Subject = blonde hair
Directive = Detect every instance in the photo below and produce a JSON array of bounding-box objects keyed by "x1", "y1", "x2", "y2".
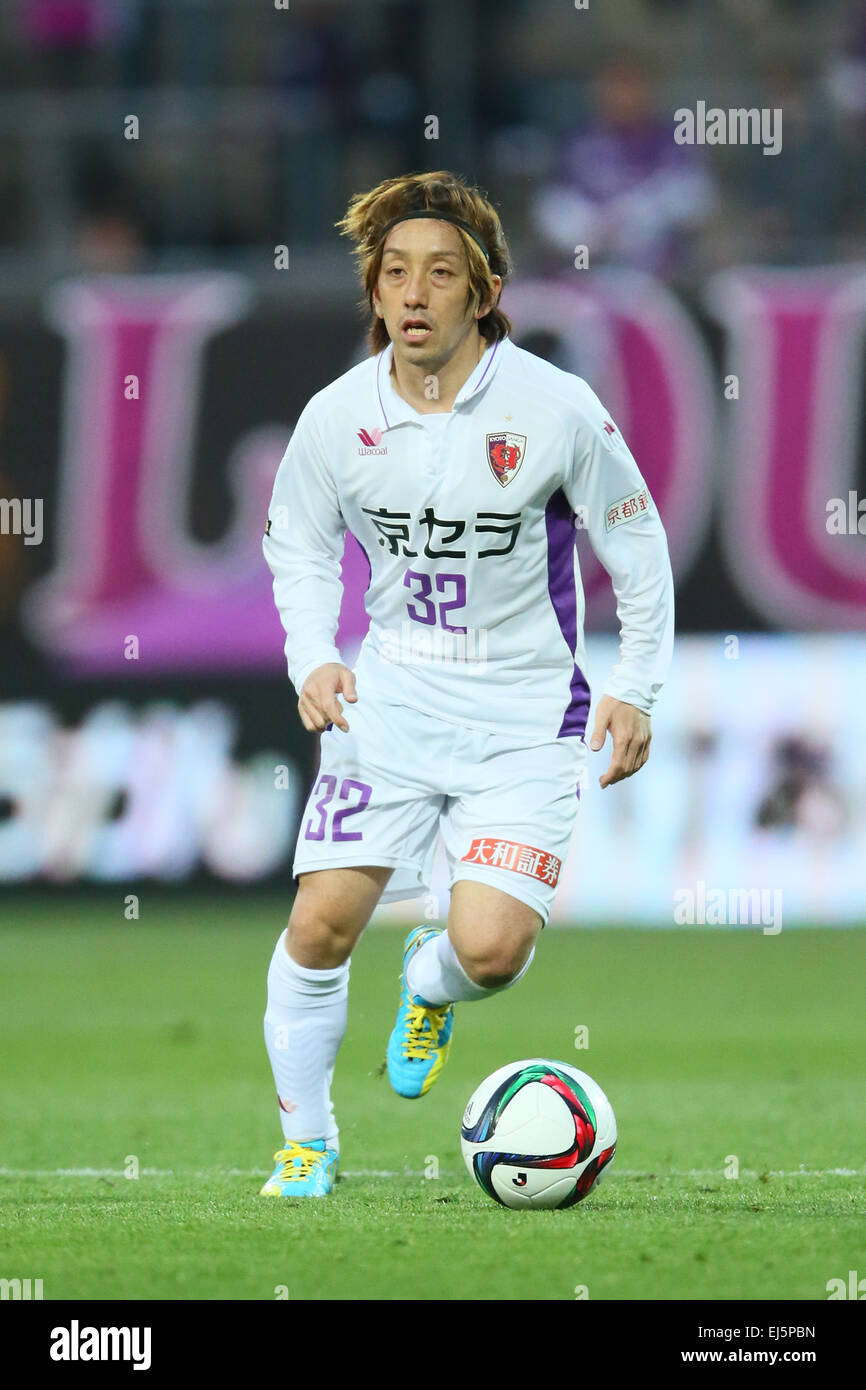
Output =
[{"x1": 335, "y1": 170, "x2": 513, "y2": 354}]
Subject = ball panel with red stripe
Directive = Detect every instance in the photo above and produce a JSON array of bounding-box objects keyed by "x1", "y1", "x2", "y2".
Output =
[{"x1": 460, "y1": 1059, "x2": 617, "y2": 1209}]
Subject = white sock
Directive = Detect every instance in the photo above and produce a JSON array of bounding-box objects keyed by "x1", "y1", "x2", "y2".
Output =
[
  {"x1": 263, "y1": 928, "x2": 349, "y2": 1151},
  {"x1": 406, "y1": 927, "x2": 535, "y2": 1006}
]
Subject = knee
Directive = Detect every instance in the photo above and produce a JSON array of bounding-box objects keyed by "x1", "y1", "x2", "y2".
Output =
[
  {"x1": 286, "y1": 898, "x2": 353, "y2": 969},
  {"x1": 457, "y1": 939, "x2": 535, "y2": 991}
]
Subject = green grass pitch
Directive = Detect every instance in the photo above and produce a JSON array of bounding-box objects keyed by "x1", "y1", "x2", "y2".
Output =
[{"x1": 1, "y1": 896, "x2": 864, "y2": 1301}]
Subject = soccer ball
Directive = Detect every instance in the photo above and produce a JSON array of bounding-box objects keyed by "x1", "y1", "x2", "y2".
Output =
[{"x1": 460, "y1": 1058, "x2": 617, "y2": 1209}]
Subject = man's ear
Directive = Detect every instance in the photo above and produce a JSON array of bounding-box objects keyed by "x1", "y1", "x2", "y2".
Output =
[
  {"x1": 474, "y1": 274, "x2": 503, "y2": 321},
  {"x1": 371, "y1": 286, "x2": 384, "y2": 320}
]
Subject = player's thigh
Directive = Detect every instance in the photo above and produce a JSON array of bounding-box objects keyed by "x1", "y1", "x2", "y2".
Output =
[
  {"x1": 287, "y1": 864, "x2": 393, "y2": 967},
  {"x1": 293, "y1": 692, "x2": 445, "y2": 908},
  {"x1": 447, "y1": 878, "x2": 543, "y2": 981},
  {"x1": 442, "y1": 734, "x2": 585, "y2": 941}
]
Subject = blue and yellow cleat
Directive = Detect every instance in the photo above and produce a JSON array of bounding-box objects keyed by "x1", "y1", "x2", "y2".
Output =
[
  {"x1": 386, "y1": 926, "x2": 454, "y2": 1098},
  {"x1": 259, "y1": 1138, "x2": 339, "y2": 1198}
]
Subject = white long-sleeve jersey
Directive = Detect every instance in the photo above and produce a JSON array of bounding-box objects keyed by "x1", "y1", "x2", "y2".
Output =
[{"x1": 263, "y1": 334, "x2": 674, "y2": 743}]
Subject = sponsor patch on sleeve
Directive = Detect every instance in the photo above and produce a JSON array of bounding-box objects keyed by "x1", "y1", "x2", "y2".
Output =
[
  {"x1": 599, "y1": 417, "x2": 624, "y2": 452},
  {"x1": 604, "y1": 486, "x2": 651, "y2": 532}
]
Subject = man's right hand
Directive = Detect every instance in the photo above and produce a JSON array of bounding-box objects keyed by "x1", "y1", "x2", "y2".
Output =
[{"x1": 298, "y1": 663, "x2": 357, "y2": 733}]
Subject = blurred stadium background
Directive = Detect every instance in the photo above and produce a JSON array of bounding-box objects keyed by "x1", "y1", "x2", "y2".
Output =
[{"x1": 1, "y1": 0, "x2": 866, "y2": 926}]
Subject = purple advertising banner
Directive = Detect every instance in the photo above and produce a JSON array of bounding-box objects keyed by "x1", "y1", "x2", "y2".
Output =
[{"x1": 3, "y1": 264, "x2": 865, "y2": 690}]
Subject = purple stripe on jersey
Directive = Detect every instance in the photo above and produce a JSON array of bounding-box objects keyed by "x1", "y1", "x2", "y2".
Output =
[
  {"x1": 475, "y1": 336, "x2": 500, "y2": 390},
  {"x1": 336, "y1": 532, "x2": 372, "y2": 651},
  {"x1": 376, "y1": 351, "x2": 390, "y2": 429},
  {"x1": 357, "y1": 533, "x2": 372, "y2": 590},
  {"x1": 545, "y1": 487, "x2": 591, "y2": 738}
]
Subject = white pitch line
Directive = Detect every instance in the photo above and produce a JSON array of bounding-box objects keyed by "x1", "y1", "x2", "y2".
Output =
[
  {"x1": 1, "y1": 1165, "x2": 864, "y2": 1181},
  {"x1": 618, "y1": 1167, "x2": 866, "y2": 1179},
  {"x1": 0, "y1": 1166, "x2": 176, "y2": 1178},
  {"x1": 0, "y1": 1166, "x2": 407, "y2": 1179}
]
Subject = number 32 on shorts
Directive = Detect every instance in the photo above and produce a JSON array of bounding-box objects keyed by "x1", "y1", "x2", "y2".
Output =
[{"x1": 303, "y1": 775, "x2": 372, "y2": 842}]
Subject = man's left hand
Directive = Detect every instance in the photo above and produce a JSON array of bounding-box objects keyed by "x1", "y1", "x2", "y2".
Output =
[{"x1": 589, "y1": 695, "x2": 652, "y2": 789}]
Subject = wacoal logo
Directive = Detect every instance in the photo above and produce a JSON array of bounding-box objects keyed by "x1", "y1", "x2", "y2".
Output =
[{"x1": 358, "y1": 426, "x2": 387, "y2": 455}]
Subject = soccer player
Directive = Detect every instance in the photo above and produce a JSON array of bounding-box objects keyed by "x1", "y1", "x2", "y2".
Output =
[{"x1": 259, "y1": 171, "x2": 674, "y2": 1197}]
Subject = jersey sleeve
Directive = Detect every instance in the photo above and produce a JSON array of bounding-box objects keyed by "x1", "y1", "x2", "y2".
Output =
[
  {"x1": 563, "y1": 383, "x2": 675, "y2": 714},
  {"x1": 262, "y1": 402, "x2": 348, "y2": 695}
]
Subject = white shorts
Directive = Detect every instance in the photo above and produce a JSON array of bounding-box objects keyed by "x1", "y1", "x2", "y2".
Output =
[{"x1": 292, "y1": 691, "x2": 586, "y2": 926}]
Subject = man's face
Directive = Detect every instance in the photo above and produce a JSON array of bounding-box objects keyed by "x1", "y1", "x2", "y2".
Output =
[
  {"x1": 596, "y1": 61, "x2": 651, "y2": 129},
  {"x1": 372, "y1": 217, "x2": 496, "y2": 367}
]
